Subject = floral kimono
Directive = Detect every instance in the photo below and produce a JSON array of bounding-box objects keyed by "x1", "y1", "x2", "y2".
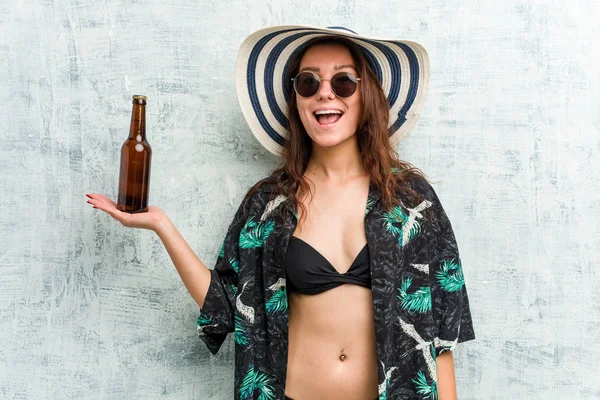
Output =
[{"x1": 196, "y1": 175, "x2": 475, "y2": 400}]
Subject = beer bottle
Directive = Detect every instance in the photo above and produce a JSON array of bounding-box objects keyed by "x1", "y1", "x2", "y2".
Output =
[{"x1": 117, "y1": 95, "x2": 152, "y2": 213}]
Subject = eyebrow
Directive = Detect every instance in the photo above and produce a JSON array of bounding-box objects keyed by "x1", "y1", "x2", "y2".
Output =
[{"x1": 300, "y1": 64, "x2": 357, "y2": 72}]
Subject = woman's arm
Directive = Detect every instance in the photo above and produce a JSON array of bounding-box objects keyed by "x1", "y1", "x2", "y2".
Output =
[
  {"x1": 87, "y1": 191, "x2": 249, "y2": 355},
  {"x1": 85, "y1": 194, "x2": 212, "y2": 308},
  {"x1": 436, "y1": 351, "x2": 457, "y2": 400},
  {"x1": 155, "y1": 215, "x2": 212, "y2": 308}
]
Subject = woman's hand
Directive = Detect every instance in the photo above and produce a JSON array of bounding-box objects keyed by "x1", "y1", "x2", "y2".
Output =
[{"x1": 85, "y1": 193, "x2": 166, "y2": 232}]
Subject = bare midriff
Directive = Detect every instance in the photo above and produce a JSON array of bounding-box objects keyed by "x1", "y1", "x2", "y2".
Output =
[{"x1": 284, "y1": 283, "x2": 379, "y2": 400}]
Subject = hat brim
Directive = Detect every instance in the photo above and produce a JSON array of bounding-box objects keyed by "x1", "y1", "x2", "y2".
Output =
[{"x1": 235, "y1": 25, "x2": 430, "y2": 156}]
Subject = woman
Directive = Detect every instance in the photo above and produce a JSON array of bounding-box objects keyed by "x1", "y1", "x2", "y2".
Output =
[{"x1": 87, "y1": 26, "x2": 475, "y2": 400}]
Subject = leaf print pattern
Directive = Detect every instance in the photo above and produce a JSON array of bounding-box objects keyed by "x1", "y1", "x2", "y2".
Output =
[
  {"x1": 265, "y1": 289, "x2": 287, "y2": 315},
  {"x1": 384, "y1": 206, "x2": 409, "y2": 227},
  {"x1": 397, "y1": 317, "x2": 438, "y2": 382},
  {"x1": 435, "y1": 259, "x2": 465, "y2": 292},
  {"x1": 433, "y1": 337, "x2": 459, "y2": 356},
  {"x1": 266, "y1": 278, "x2": 287, "y2": 315},
  {"x1": 196, "y1": 315, "x2": 219, "y2": 337},
  {"x1": 236, "y1": 281, "x2": 255, "y2": 323},
  {"x1": 196, "y1": 176, "x2": 475, "y2": 399},
  {"x1": 239, "y1": 217, "x2": 275, "y2": 249},
  {"x1": 383, "y1": 205, "x2": 421, "y2": 246},
  {"x1": 383, "y1": 215, "x2": 403, "y2": 237},
  {"x1": 412, "y1": 370, "x2": 438, "y2": 400},
  {"x1": 229, "y1": 257, "x2": 240, "y2": 273},
  {"x1": 401, "y1": 200, "x2": 432, "y2": 245},
  {"x1": 235, "y1": 313, "x2": 249, "y2": 346},
  {"x1": 397, "y1": 277, "x2": 432, "y2": 313},
  {"x1": 240, "y1": 364, "x2": 276, "y2": 400},
  {"x1": 378, "y1": 361, "x2": 398, "y2": 400},
  {"x1": 197, "y1": 315, "x2": 213, "y2": 326},
  {"x1": 260, "y1": 194, "x2": 287, "y2": 221},
  {"x1": 411, "y1": 263, "x2": 429, "y2": 274},
  {"x1": 366, "y1": 196, "x2": 376, "y2": 215}
]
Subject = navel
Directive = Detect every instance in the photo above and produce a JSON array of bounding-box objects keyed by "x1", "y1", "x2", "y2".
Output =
[{"x1": 339, "y1": 348, "x2": 346, "y2": 362}]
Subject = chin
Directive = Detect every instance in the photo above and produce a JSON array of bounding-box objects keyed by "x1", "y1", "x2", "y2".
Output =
[{"x1": 309, "y1": 130, "x2": 355, "y2": 149}]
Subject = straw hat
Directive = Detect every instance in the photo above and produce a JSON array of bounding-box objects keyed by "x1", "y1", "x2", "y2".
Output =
[{"x1": 235, "y1": 25, "x2": 430, "y2": 156}]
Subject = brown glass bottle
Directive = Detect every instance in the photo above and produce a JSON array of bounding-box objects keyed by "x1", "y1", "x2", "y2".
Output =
[{"x1": 117, "y1": 95, "x2": 152, "y2": 213}]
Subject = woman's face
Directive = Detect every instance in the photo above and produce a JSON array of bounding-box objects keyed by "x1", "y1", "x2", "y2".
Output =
[{"x1": 295, "y1": 44, "x2": 362, "y2": 150}]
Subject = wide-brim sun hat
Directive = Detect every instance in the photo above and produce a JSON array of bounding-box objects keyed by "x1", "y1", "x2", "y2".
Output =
[{"x1": 235, "y1": 25, "x2": 430, "y2": 156}]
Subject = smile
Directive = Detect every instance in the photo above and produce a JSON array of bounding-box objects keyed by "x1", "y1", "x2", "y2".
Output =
[{"x1": 313, "y1": 109, "x2": 344, "y2": 127}]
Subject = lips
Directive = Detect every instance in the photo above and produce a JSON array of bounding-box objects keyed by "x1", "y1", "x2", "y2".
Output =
[{"x1": 313, "y1": 108, "x2": 344, "y2": 126}]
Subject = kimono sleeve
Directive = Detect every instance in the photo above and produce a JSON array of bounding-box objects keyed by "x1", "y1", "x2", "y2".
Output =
[
  {"x1": 196, "y1": 192, "x2": 251, "y2": 355},
  {"x1": 426, "y1": 184, "x2": 476, "y2": 356}
]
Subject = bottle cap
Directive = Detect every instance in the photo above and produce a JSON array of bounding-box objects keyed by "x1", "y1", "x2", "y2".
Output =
[{"x1": 132, "y1": 95, "x2": 147, "y2": 105}]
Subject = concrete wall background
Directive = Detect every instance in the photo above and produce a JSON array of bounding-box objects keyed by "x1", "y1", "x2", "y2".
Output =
[{"x1": 1, "y1": 0, "x2": 599, "y2": 399}]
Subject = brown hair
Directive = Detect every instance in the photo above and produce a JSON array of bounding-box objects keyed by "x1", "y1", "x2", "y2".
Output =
[{"x1": 245, "y1": 35, "x2": 431, "y2": 223}]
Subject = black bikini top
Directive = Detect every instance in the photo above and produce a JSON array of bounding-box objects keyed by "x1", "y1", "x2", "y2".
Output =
[{"x1": 285, "y1": 236, "x2": 371, "y2": 295}]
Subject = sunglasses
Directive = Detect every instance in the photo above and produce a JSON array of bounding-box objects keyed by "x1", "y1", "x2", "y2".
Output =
[{"x1": 291, "y1": 71, "x2": 361, "y2": 98}]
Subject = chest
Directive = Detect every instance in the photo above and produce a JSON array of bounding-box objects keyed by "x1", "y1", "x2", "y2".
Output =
[{"x1": 292, "y1": 179, "x2": 370, "y2": 270}]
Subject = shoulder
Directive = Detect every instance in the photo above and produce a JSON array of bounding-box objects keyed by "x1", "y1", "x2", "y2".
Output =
[
  {"x1": 392, "y1": 174, "x2": 445, "y2": 224},
  {"x1": 248, "y1": 173, "x2": 281, "y2": 198},
  {"x1": 238, "y1": 173, "x2": 282, "y2": 215},
  {"x1": 392, "y1": 174, "x2": 437, "y2": 205},
  {"x1": 406, "y1": 176, "x2": 438, "y2": 202}
]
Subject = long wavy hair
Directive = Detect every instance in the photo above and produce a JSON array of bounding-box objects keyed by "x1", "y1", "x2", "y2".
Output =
[{"x1": 245, "y1": 35, "x2": 430, "y2": 224}]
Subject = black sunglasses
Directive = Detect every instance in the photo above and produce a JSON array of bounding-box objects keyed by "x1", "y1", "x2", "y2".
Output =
[{"x1": 291, "y1": 71, "x2": 361, "y2": 98}]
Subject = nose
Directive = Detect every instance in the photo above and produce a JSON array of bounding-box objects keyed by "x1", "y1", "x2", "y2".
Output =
[{"x1": 316, "y1": 78, "x2": 336, "y2": 100}]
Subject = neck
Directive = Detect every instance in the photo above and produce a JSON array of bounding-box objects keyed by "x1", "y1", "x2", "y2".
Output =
[
  {"x1": 129, "y1": 103, "x2": 146, "y2": 140},
  {"x1": 305, "y1": 135, "x2": 366, "y2": 181}
]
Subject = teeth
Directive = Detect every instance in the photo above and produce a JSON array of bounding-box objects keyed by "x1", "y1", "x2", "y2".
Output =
[{"x1": 314, "y1": 110, "x2": 343, "y2": 115}]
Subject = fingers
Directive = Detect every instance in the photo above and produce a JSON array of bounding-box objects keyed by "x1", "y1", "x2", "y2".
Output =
[
  {"x1": 86, "y1": 197, "x2": 97, "y2": 209},
  {"x1": 86, "y1": 193, "x2": 118, "y2": 216},
  {"x1": 86, "y1": 194, "x2": 100, "y2": 208},
  {"x1": 85, "y1": 193, "x2": 154, "y2": 229},
  {"x1": 87, "y1": 193, "x2": 117, "y2": 207},
  {"x1": 87, "y1": 193, "x2": 136, "y2": 226}
]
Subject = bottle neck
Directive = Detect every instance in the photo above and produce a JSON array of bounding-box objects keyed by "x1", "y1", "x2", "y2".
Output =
[{"x1": 129, "y1": 103, "x2": 146, "y2": 140}]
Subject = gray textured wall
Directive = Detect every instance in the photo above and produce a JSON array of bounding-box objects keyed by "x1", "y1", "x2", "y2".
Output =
[{"x1": 1, "y1": 0, "x2": 599, "y2": 399}]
